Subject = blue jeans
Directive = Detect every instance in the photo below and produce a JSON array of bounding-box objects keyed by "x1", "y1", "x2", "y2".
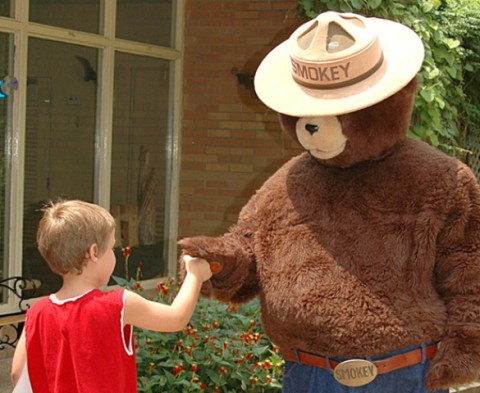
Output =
[{"x1": 282, "y1": 344, "x2": 449, "y2": 393}]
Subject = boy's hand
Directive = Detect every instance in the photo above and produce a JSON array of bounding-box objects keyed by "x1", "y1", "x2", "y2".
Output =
[{"x1": 183, "y1": 255, "x2": 213, "y2": 282}]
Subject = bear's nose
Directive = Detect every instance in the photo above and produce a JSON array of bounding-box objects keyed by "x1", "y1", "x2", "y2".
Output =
[{"x1": 305, "y1": 123, "x2": 319, "y2": 136}]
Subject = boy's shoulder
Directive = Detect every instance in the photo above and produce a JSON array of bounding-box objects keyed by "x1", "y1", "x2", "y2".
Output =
[
  {"x1": 26, "y1": 296, "x2": 51, "y2": 315},
  {"x1": 27, "y1": 289, "x2": 126, "y2": 314},
  {"x1": 92, "y1": 288, "x2": 126, "y2": 304}
]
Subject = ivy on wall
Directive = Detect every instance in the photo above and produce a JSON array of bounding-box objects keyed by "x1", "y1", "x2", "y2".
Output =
[{"x1": 296, "y1": 0, "x2": 480, "y2": 156}]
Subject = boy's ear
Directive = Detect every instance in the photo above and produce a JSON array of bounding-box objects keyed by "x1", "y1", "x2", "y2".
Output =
[{"x1": 86, "y1": 243, "x2": 99, "y2": 260}]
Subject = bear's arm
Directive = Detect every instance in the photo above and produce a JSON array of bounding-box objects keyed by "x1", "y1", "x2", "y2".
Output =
[
  {"x1": 178, "y1": 182, "x2": 268, "y2": 304},
  {"x1": 178, "y1": 224, "x2": 259, "y2": 304},
  {"x1": 426, "y1": 164, "x2": 480, "y2": 389}
]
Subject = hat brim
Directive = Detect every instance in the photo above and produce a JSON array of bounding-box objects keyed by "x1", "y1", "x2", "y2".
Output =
[{"x1": 254, "y1": 18, "x2": 425, "y2": 117}]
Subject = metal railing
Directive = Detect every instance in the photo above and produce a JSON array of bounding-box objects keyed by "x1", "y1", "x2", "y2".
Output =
[{"x1": 0, "y1": 277, "x2": 38, "y2": 350}]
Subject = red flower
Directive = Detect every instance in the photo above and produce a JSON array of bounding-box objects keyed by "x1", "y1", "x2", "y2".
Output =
[
  {"x1": 212, "y1": 320, "x2": 219, "y2": 329},
  {"x1": 173, "y1": 364, "x2": 184, "y2": 375},
  {"x1": 156, "y1": 282, "x2": 169, "y2": 297},
  {"x1": 219, "y1": 366, "x2": 227, "y2": 376},
  {"x1": 122, "y1": 247, "x2": 132, "y2": 258},
  {"x1": 191, "y1": 364, "x2": 198, "y2": 373},
  {"x1": 262, "y1": 360, "x2": 272, "y2": 370}
]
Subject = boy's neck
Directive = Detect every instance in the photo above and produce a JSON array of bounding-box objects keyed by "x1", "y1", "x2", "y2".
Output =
[{"x1": 55, "y1": 272, "x2": 100, "y2": 300}]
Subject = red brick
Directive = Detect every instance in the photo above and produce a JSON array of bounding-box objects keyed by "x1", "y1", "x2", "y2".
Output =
[{"x1": 180, "y1": 0, "x2": 303, "y2": 238}]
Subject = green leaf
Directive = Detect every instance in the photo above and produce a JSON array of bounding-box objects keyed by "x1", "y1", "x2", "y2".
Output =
[
  {"x1": 338, "y1": 2, "x2": 353, "y2": 12},
  {"x1": 422, "y1": 2, "x2": 434, "y2": 13},
  {"x1": 351, "y1": 0, "x2": 364, "y2": 10},
  {"x1": 420, "y1": 89, "x2": 435, "y2": 103},
  {"x1": 111, "y1": 275, "x2": 128, "y2": 286},
  {"x1": 444, "y1": 38, "x2": 460, "y2": 49},
  {"x1": 425, "y1": 67, "x2": 440, "y2": 79},
  {"x1": 367, "y1": 0, "x2": 382, "y2": 9},
  {"x1": 251, "y1": 345, "x2": 271, "y2": 356}
]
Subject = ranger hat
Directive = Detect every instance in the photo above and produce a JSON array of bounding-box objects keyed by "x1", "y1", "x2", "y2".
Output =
[{"x1": 254, "y1": 11, "x2": 425, "y2": 116}]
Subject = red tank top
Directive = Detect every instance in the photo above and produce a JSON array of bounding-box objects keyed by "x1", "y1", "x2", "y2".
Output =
[{"x1": 25, "y1": 289, "x2": 138, "y2": 393}]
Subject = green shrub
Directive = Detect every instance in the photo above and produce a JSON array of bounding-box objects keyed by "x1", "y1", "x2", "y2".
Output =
[
  {"x1": 113, "y1": 252, "x2": 283, "y2": 393},
  {"x1": 296, "y1": 0, "x2": 480, "y2": 156}
]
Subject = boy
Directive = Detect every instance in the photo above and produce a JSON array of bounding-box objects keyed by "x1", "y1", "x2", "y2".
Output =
[{"x1": 11, "y1": 199, "x2": 212, "y2": 392}]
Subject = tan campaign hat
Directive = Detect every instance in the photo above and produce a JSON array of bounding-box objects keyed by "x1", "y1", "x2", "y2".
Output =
[{"x1": 254, "y1": 11, "x2": 425, "y2": 117}]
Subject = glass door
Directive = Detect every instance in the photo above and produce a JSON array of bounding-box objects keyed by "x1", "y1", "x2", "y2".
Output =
[{"x1": 22, "y1": 38, "x2": 99, "y2": 297}]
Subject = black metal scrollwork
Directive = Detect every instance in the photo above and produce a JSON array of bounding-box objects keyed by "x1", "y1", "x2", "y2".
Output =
[
  {"x1": 0, "y1": 320, "x2": 24, "y2": 350},
  {"x1": 0, "y1": 276, "x2": 38, "y2": 350}
]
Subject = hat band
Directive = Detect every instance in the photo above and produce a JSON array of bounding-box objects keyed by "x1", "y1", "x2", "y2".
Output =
[{"x1": 289, "y1": 39, "x2": 384, "y2": 89}]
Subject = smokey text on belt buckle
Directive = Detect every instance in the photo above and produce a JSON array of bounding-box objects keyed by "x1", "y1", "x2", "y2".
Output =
[{"x1": 333, "y1": 359, "x2": 378, "y2": 387}]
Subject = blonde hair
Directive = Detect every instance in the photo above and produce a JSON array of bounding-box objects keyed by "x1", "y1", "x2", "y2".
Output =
[{"x1": 36, "y1": 199, "x2": 116, "y2": 275}]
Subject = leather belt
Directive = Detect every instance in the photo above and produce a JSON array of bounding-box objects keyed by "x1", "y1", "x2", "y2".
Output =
[{"x1": 281, "y1": 344, "x2": 437, "y2": 375}]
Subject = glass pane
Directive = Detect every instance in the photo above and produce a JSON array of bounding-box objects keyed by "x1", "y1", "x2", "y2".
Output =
[
  {"x1": 23, "y1": 38, "x2": 98, "y2": 297},
  {"x1": 110, "y1": 52, "x2": 171, "y2": 282},
  {"x1": 116, "y1": 0, "x2": 173, "y2": 47},
  {"x1": 0, "y1": 0, "x2": 12, "y2": 17},
  {"x1": 29, "y1": 0, "x2": 100, "y2": 34},
  {"x1": 0, "y1": 33, "x2": 10, "y2": 304}
]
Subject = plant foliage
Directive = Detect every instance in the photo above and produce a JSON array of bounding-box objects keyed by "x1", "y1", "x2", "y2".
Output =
[
  {"x1": 136, "y1": 287, "x2": 282, "y2": 393},
  {"x1": 113, "y1": 251, "x2": 283, "y2": 393},
  {"x1": 296, "y1": 0, "x2": 480, "y2": 156}
]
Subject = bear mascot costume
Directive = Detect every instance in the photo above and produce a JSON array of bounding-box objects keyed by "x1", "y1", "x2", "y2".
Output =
[{"x1": 179, "y1": 11, "x2": 480, "y2": 393}]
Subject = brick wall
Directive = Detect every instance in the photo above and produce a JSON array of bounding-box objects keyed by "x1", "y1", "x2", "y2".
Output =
[{"x1": 179, "y1": 0, "x2": 304, "y2": 238}]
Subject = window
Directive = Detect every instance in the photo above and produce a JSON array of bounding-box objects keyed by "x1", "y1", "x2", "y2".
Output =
[
  {"x1": 0, "y1": 0, "x2": 182, "y2": 311},
  {"x1": 110, "y1": 53, "x2": 172, "y2": 282}
]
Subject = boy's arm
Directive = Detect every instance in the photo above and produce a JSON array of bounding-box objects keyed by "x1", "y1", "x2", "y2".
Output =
[
  {"x1": 11, "y1": 330, "x2": 27, "y2": 387},
  {"x1": 124, "y1": 256, "x2": 211, "y2": 332}
]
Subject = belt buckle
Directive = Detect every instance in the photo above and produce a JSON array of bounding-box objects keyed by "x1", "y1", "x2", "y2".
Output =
[{"x1": 333, "y1": 359, "x2": 378, "y2": 387}]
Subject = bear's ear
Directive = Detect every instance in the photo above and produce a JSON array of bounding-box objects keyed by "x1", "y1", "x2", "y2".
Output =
[{"x1": 279, "y1": 113, "x2": 300, "y2": 144}]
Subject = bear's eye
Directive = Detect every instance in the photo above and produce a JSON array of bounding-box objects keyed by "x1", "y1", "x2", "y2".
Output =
[{"x1": 305, "y1": 123, "x2": 319, "y2": 135}]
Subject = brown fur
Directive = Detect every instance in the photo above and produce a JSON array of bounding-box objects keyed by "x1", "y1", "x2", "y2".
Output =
[{"x1": 179, "y1": 79, "x2": 480, "y2": 389}]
